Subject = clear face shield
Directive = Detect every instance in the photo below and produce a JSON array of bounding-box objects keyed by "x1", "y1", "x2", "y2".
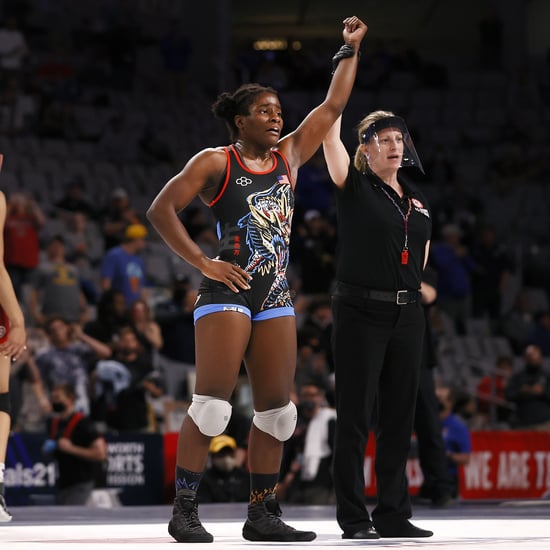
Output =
[{"x1": 361, "y1": 116, "x2": 425, "y2": 174}]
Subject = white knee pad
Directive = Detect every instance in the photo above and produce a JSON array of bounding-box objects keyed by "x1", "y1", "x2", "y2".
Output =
[
  {"x1": 252, "y1": 401, "x2": 297, "y2": 441},
  {"x1": 187, "y1": 394, "x2": 232, "y2": 437}
]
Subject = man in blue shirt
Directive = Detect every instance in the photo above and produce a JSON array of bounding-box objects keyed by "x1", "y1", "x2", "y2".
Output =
[
  {"x1": 100, "y1": 224, "x2": 149, "y2": 306},
  {"x1": 436, "y1": 384, "x2": 472, "y2": 498}
]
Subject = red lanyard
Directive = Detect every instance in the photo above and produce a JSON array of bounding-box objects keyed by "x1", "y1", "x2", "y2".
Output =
[{"x1": 379, "y1": 186, "x2": 412, "y2": 265}]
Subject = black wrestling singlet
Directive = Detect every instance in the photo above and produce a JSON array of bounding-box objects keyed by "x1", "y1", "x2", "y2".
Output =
[{"x1": 199, "y1": 144, "x2": 295, "y2": 315}]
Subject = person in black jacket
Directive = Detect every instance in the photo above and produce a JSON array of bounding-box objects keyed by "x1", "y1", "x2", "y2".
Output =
[{"x1": 198, "y1": 434, "x2": 249, "y2": 503}]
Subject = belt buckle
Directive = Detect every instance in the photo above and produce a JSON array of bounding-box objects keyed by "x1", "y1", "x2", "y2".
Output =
[{"x1": 396, "y1": 290, "x2": 407, "y2": 305}]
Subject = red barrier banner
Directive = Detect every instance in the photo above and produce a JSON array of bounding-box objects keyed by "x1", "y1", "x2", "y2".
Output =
[
  {"x1": 460, "y1": 431, "x2": 550, "y2": 500},
  {"x1": 363, "y1": 431, "x2": 550, "y2": 500},
  {"x1": 164, "y1": 432, "x2": 179, "y2": 503}
]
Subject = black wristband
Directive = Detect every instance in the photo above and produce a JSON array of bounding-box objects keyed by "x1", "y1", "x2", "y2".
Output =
[{"x1": 331, "y1": 44, "x2": 358, "y2": 74}]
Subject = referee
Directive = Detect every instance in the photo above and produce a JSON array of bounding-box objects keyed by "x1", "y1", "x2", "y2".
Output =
[{"x1": 323, "y1": 111, "x2": 433, "y2": 539}]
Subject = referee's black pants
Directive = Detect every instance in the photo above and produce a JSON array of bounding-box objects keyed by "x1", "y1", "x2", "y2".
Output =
[{"x1": 331, "y1": 293, "x2": 425, "y2": 534}]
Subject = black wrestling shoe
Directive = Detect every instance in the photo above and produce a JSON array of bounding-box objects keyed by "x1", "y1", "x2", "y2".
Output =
[
  {"x1": 168, "y1": 493, "x2": 213, "y2": 543},
  {"x1": 243, "y1": 496, "x2": 316, "y2": 542},
  {"x1": 374, "y1": 519, "x2": 433, "y2": 538},
  {"x1": 342, "y1": 526, "x2": 380, "y2": 539}
]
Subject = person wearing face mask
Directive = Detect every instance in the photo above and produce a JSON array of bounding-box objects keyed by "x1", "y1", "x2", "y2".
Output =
[
  {"x1": 42, "y1": 383, "x2": 107, "y2": 505},
  {"x1": 197, "y1": 435, "x2": 249, "y2": 503},
  {"x1": 322, "y1": 112, "x2": 432, "y2": 539},
  {"x1": 278, "y1": 382, "x2": 336, "y2": 505}
]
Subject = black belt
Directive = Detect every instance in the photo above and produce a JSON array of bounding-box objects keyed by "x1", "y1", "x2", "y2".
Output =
[{"x1": 334, "y1": 282, "x2": 420, "y2": 305}]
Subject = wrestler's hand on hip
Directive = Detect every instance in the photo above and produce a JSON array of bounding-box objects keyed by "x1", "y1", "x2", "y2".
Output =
[{"x1": 201, "y1": 258, "x2": 252, "y2": 293}]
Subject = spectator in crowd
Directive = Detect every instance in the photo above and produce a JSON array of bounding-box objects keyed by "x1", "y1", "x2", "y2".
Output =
[
  {"x1": 3, "y1": 191, "x2": 46, "y2": 299},
  {"x1": 42, "y1": 382, "x2": 107, "y2": 505},
  {"x1": 452, "y1": 386, "x2": 486, "y2": 430},
  {"x1": 526, "y1": 311, "x2": 550, "y2": 357},
  {"x1": 83, "y1": 289, "x2": 127, "y2": 345},
  {"x1": 299, "y1": 296, "x2": 334, "y2": 371},
  {"x1": 499, "y1": 289, "x2": 537, "y2": 354},
  {"x1": 294, "y1": 328, "x2": 332, "y2": 398},
  {"x1": 476, "y1": 355, "x2": 515, "y2": 428},
  {"x1": 9, "y1": 336, "x2": 51, "y2": 434},
  {"x1": 505, "y1": 344, "x2": 550, "y2": 430},
  {"x1": 63, "y1": 211, "x2": 105, "y2": 305},
  {"x1": 28, "y1": 235, "x2": 89, "y2": 327},
  {"x1": 197, "y1": 434, "x2": 250, "y2": 503},
  {"x1": 54, "y1": 178, "x2": 96, "y2": 221},
  {"x1": 35, "y1": 316, "x2": 112, "y2": 416},
  {"x1": 100, "y1": 223, "x2": 149, "y2": 306},
  {"x1": 128, "y1": 298, "x2": 163, "y2": 353},
  {"x1": 436, "y1": 384, "x2": 472, "y2": 498},
  {"x1": 278, "y1": 382, "x2": 336, "y2": 505},
  {"x1": 431, "y1": 224, "x2": 477, "y2": 334},
  {"x1": 94, "y1": 325, "x2": 159, "y2": 433},
  {"x1": 63, "y1": 211, "x2": 104, "y2": 269}
]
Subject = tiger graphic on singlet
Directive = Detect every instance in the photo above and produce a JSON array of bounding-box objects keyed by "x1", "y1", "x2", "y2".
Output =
[{"x1": 193, "y1": 144, "x2": 295, "y2": 322}]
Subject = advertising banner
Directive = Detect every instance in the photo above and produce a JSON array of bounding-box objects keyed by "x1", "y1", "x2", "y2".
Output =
[
  {"x1": 5, "y1": 432, "x2": 165, "y2": 505},
  {"x1": 364, "y1": 431, "x2": 550, "y2": 500}
]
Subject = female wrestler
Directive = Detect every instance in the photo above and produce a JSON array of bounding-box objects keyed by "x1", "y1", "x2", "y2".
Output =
[{"x1": 147, "y1": 16, "x2": 367, "y2": 543}]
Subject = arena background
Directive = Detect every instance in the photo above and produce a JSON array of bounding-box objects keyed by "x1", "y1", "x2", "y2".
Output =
[{"x1": 1, "y1": 0, "x2": 550, "y2": 525}]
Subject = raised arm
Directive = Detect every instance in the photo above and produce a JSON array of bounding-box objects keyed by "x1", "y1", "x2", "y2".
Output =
[
  {"x1": 278, "y1": 16, "x2": 367, "y2": 174},
  {"x1": 322, "y1": 115, "x2": 350, "y2": 188}
]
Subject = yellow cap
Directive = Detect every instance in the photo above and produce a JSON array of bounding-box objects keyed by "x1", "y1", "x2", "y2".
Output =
[
  {"x1": 209, "y1": 434, "x2": 237, "y2": 454},
  {"x1": 124, "y1": 224, "x2": 148, "y2": 240}
]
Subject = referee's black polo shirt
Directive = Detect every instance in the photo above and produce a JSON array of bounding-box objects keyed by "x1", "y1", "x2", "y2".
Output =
[{"x1": 334, "y1": 166, "x2": 432, "y2": 291}]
